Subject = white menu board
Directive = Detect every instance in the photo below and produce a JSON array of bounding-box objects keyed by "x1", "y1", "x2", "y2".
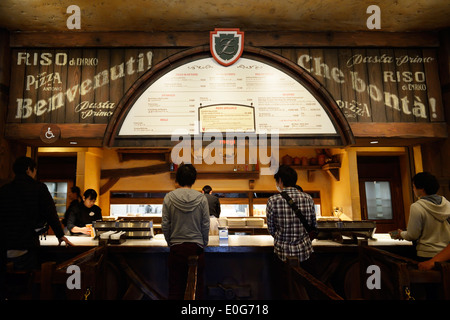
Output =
[{"x1": 118, "y1": 58, "x2": 337, "y2": 136}]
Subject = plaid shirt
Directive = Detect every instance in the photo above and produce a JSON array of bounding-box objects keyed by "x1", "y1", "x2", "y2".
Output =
[{"x1": 266, "y1": 187, "x2": 316, "y2": 262}]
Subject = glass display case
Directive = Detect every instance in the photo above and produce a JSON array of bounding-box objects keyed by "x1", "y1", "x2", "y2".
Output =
[
  {"x1": 108, "y1": 190, "x2": 321, "y2": 235},
  {"x1": 214, "y1": 192, "x2": 249, "y2": 217},
  {"x1": 252, "y1": 191, "x2": 321, "y2": 217},
  {"x1": 110, "y1": 191, "x2": 167, "y2": 218},
  {"x1": 43, "y1": 181, "x2": 69, "y2": 218},
  {"x1": 109, "y1": 191, "x2": 321, "y2": 217},
  {"x1": 110, "y1": 204, "x2": 163, "y2": 217}
]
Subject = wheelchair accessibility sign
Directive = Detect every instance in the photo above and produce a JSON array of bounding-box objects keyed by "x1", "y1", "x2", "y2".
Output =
[{"x1": 40, "y1": 124, "x2": 60, "y2": 144}]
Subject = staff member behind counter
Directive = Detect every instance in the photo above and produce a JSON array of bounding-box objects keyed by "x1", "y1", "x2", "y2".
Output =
[
  {"x1": 202, "y1": 185, "x2": 221, "y2": 235},
  {"x1": 66, "y1": 189, "x2": 102, "y2": 235}
]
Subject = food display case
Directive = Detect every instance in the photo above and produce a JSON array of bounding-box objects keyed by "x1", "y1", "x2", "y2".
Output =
[
  {"x1": 108, "y1": 190, "x2": 322, "y2": 235},
  {"x1": 109, "y1": 191, "x2": 165, "y2": 218}
]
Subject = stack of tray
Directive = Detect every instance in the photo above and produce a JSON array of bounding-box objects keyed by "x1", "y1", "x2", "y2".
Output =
[
  {"x1": 93, "y1": 220, "x2": 154, "y2": 241},
  {"x1": 316, "y1": 220, "x2": 376, "y2": 244},
  {"x1": 117, "y1": 220, "x2": 154, "y2": 239},
  {"x1": 245, "y1": 218, "x2": 264, "y2": 227},
  {"x1": 227, "y1": 219, "x2": 247, "y2": 227}
]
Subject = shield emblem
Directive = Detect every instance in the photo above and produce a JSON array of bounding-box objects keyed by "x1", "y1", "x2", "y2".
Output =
[{"x1": 210, "y1": 28, "x2": 244, "y2": 66}]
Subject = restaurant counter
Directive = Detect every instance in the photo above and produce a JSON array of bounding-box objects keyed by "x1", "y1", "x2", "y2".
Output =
[
  {"x1": 39, "y1": 233, "x2": 413, "y2": 252},
  {"x1": 37, "y1": 234, "x2": 415, "y2": 300}
]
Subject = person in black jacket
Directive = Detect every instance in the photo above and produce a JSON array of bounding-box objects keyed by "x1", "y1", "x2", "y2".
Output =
[
  {"x1": 66, "y1": 189, "x2": 102, "y2": 235},
  {"x1": 202, "y1": 185, "x2": 221, "y2": 218},
  {"x1": 62, "y1": 186, "x2": 83, "y2": 229},
  {"x1": 0, "y1": 156, "x2": 72, "y2": 272}
]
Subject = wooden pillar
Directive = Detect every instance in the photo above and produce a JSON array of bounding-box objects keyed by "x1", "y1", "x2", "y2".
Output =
[
  {"x1": 0, "y1": 29, "x2": 12, "y2": 185},
  {"x1": 0, "y1": 29, "x2": 29, "y2": 185},
  {"x1": 348, "y1": 148, "x2": 361, "y2": 220},
  {"x1": 76, "y1": 148, "x2": 103, "y2": 209}
]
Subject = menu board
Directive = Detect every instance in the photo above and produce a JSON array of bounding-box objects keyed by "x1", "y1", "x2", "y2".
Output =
[{"x1": 118, "y1": 58, "x2": 337, "y2": 136}]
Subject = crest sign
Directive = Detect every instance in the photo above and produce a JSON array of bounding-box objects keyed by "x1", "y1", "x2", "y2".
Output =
[{"x1": 210, "y1": 28, "x2": 244, "y2": 66}]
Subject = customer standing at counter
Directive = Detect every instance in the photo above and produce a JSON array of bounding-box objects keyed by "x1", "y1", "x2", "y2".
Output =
[
  {"x1": 393, "y1": 172, "x2": 450, "y2": 261},
  {"x1": 162, "y1": 164, "x2": 210, "y2": 299},
  {"x1": 66, "y1": 189, "x2": 102, "y2": 235},
  {"x1": 0, "y1": 156, "x2": 72, "y2": 297},
  {"x1": 418, "y1": 243, "x2": 450, "y2": 270},
  {"x1": 266, "y1": 165, "x2": 316, "y2": 266},
  {"x1": 202, "y1": 185, "x2": 221, "y2": 235}
]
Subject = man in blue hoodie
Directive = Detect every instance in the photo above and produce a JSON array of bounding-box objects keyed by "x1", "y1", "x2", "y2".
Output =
[{"x1": 162, "y1": 163, "x2": 210, "y2": 299}]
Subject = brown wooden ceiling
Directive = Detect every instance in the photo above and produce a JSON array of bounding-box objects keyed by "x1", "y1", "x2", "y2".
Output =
[{"x1": 0, "y1": 0, "x2": 449, "y2": 33}]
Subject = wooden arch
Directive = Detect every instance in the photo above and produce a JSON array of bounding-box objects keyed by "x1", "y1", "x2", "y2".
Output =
[{"x1": 103, "y1": 45, "x2": 354, "y2": 147}]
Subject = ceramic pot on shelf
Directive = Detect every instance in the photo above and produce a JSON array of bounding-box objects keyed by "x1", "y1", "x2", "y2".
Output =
[
  {"x1": 301, "y1": 157, "x2": 309, "y2": 166},
  {"x1": 282, "y1": 154, "x2": 293, "y2": 165}
]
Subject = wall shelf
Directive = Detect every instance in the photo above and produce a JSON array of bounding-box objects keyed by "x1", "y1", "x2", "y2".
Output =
[
  {"x1": 290, "y1": 163, "x2": 341, "y2": 182},
  {"x1": 116, "y1": 148, "x2": 171, "y2": 162},
  {"x1": 167, "y1": 164, "x2": 341, "y2": 182},
  {"x1": 322, "y1": 163, "x2": 341, "y2": 181}
]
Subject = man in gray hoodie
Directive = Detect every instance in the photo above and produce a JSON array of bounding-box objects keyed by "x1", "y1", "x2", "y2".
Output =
[
  {"x1": 162, "y1": 163, "x2": 210, "y2": 299},
  {"x1": 395, "y1": 172, "x2": 450, "y2": 260}
]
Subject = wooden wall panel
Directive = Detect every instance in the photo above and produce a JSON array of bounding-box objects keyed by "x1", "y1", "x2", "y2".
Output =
[
  {"x1": 65, "y1": 48, "x2": 82, "y2": 123},
  {"x1": 6, "y1": 46, "x2": 446, "y2": 141},
  {"x1": 94, "y1": 49, "x2": 111, "y2": 125},
  {"x1": 293, "y1": 47, "x2": 442, "y2": 126},
  {"x1": 80, "y1": 49, "x2": 96, "y2": 124},
  {"x1": 366, "y1": 48, "x2": 386, "y2": 123},
  {"x1": 322, "y1": 49, "x2": 342, "y2": 115},
  {"x1": 380, "y1": 48, "x2": 398, "y2": 123},
  {"x1": 51, "y1": 49, "x2": 68, "y2": 124},
  {"x1": 109, "y1": 48, "x2": 125, "y2": 127},
  {"x1": 352, "y1": 48, "x2": 372, "y2": 123},
  {"x1": 337, "y1": 49, "x2": 357, "y2": 122},
  {"x1": 7, "y1": 50, "x2": 24, "y2": 123},
  {"x1": 395, "y1": 49, "x2": 416, "y2": 122},
  {"x1": 22, "y1": 51, "x2": 40, "y2": 124},
  {"x1": 36, "y1": 49, "x2": 52, "y2": 124},
  {"x1": 423, "y1": 49, "x2": 445, "y2": 122}
]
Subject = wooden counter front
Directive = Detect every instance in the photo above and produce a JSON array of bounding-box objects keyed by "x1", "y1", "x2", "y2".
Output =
[{"x1": 36, "y1": 233, "x2": 415, "y2": 300}]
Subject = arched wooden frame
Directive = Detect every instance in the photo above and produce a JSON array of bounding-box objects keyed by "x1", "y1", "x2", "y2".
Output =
[{"x1": 103, "y1": 45, "x2": 354, "y2": 147}]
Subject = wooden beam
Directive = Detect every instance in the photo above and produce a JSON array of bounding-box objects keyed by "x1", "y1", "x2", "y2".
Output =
[
  {"x1": 9, "y1": 31, "x2": 440, "y2": 48},
  {"x1": 100, "y1": 177, "x2": 120, "y2": 196},
  {"x1": 5, "y1": 123, "x2": 107, "y2": 140},
  {"x1": 4, "y1": 122, "x2": 447, "y2": 144},
  {"x1": 101, "y1": 162, "x2": 171, "y2": 179},
  {"x1": 351, "y1": 122, "x2": 448, "y2": 139}
]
